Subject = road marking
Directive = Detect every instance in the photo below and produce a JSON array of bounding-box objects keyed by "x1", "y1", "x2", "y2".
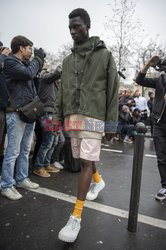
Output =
[
  {"x1": 30, "y1": 187, "x2": 166, "y2": 230},
  {"x1": 145, "y1": 154, "x2": 157, "y2": 158},
  {"x1": 101, "y1": 148, "x2": 123, "y2": 153}
]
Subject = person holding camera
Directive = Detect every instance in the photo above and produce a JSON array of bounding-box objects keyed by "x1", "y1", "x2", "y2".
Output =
[
  {"x1": 33, "y1": 65, "x2": 62, "y2": 177},
  {"x1": 136, "y1": 56, "x2": 166, "y2": 201},
  {"x1": 1, "y1": 35, "x2": 45, "y2": 200},
  {"x1": 0, "y1": 42, "x2": 10, "y2": 163}
]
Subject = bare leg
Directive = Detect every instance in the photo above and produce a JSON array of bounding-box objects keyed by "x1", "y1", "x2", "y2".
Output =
[
  {"x1": 92, "y1": 161, "x2": 97, "y2": 174},
  {"x1": 77, "y1": 159, "x2": 93, "y2": 201}
]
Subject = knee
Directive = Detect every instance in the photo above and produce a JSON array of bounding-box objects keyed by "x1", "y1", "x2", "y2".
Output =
[{"x1": 80, "y1": 159, "x2": 93, "y2": 169}]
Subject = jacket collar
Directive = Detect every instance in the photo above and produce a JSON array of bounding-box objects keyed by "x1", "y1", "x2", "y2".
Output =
[{"x1": 71, "y1": 36, "x2": 106, "y2": 54}]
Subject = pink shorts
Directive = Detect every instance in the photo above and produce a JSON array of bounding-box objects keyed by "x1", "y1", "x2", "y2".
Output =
[{"x1": 71, "y1": 138, "x2": 101, "y2": 161}]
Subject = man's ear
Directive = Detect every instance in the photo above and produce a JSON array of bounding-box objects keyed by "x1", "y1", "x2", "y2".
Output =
[{"x1": 20, "y1": 46, "x2": 24, "y2": 53}]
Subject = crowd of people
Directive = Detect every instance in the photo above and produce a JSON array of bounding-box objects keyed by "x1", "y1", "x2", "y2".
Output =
[
  {"x1": 117, "y1": 88, "x2": 154, "y2": 143},
  {"x1": 0, "y1": 7, "x2": 166, "y2": 244}
]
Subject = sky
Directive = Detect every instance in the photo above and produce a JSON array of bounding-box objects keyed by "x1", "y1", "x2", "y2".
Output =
[{"x1": 1, "y1": 0, "x2": 166, "y2": 55}]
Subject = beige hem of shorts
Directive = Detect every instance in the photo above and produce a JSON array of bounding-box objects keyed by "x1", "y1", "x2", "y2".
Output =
[{"x1": 80, "y1": 151, "x2": 100, "y2": 161}]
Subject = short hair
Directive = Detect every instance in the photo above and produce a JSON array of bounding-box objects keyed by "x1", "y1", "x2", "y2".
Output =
[
  {"x1": 11, "y1": 35, "x2": 33, "y2": 54},
  {"x1": 69, "y1": 8, "x2": 91, "y2": 28}
]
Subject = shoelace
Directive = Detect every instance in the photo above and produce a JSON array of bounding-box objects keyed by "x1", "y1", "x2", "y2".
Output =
[
  {"x1": 89, "y1": 183, "x2": 97, "y2": 194},
  {"x1": 25, "y1": 178, "x2": 33, "y2": 185},
  {"x1": 159, "y1": 188, "x2": 166, "y2": 195},
  {"x1": 11, "y1": 186, "x2": 20, "y2": 195},
  {"x1": 67, "y1": 217, "x2": 79, "y2": 230}
]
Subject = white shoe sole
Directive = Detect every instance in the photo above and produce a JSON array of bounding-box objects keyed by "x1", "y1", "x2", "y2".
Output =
[
  {"x1": 16, "y1": 184, "x2": 39, "y2": 190},
  {"x1": 155, "y1": 195, "x2": 166, "y2": 201},
  {"x1": 1, "y1": 192, "x2": 22, "y2": 200},
  {"x1": 58, "y1": 230, "x2": 80, "y2": 243}
]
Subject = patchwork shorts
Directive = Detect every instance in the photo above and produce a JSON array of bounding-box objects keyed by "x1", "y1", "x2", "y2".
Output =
[{"x1": 71, "y1": 137, "x2": 101, "y2": 161}]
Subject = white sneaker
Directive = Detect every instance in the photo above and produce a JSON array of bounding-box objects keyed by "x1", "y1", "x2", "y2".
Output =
[
  {"x1": 53, "y1": 161, "x2": 64, "y2": 170},
  {"x1": 86, "y1": 179, "x2": 105, "y2": 201},
  {"x1": 58, "y1": 215, "x2": 81, "y2": 242},
  {"x1": 155, "y1": 188, "x2": 166, "y2": 201},
  {"x1": 1, "y1": 186, "x2": 22, "y2": 200},
  {"x1": 17, "y1": 178, "x2": 39, "y2": 189}
]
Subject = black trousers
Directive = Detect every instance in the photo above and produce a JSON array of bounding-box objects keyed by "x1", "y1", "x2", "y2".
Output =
[{"x1": 153, "y1": 124, "x2": 166, "y2": 188}]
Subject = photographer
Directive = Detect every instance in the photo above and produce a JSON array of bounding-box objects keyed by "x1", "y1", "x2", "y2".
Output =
[
  {"x1": 0, "y1": 42, "x2": 10, "y2": 163},
  {"x1": 1, "y1": 36, "x2": 45, "y2": 200},
  {"x1": 33, "y1": 66, "x2": 62, "y2": 177},
  {"x1": 136, "y1": 56, "x2": 166, "y2": 201}
]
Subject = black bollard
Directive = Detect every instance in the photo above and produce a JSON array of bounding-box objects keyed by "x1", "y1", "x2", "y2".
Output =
[{"x1": 128, "y1": 122, "x2": 147, "y2": 232}]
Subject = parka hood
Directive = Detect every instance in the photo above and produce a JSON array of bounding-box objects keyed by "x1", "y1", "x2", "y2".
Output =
[{"x1": 71, "y1": 36, "x2": 106, "y2": 54}]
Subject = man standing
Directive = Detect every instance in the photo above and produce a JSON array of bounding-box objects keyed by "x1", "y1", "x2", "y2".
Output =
[
  {"x1": 1, "y1": 36, "x2": 45, "y2": 200},
  {"x1": 136, "y1": 56, "x2": 166, "y2": 201},
  {"x1": 134, "y1": 89, "x2": 149, "y2": 123},
  {"x1": 33, "y1": 66, "x2": 62, "y2": 177},
  {"x1": 53, "y1": 9, "x2": 119, "y2": 242}
]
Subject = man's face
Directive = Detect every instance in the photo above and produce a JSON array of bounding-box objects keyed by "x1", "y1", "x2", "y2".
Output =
[
  {"x1": 69, "y1": 16, "x2": 89, "y2": 44},
  {"x1": 135, "y1": 90, "x2": 140, "y2": 97},
  {"x1": 126, "y1": 90, "x2": 132, "y2": 97},
  {"x1": 150, "y1": 93, "x2": 154, "y2": 99},
  {"x1": 20, "y1": 45, "x2": 32, "y2": 60}
]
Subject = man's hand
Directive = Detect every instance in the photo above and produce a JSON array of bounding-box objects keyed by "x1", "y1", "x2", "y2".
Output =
[
  {"x1": 56, "y1": 65, "x2": 62, "y2": 74},
  {"x1": 141, "y1": 56, "x2": 160, "y2": 74},
  {"x1": 34, "y1": 48, "x2": 46, "y2": 62},
  {"x1": 1, "y1": 47, "x2": 10, "y2": 56},
  {"x1": 105, "y1": 133, "x2": 116, "y2": 141},
  {"x1": 147, "y1": 56, "x2": 160, "y2": 67}
]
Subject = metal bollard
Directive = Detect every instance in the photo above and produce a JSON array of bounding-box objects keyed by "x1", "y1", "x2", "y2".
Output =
[{"x1": 128, "y1": 122, "x2": 147, "y2": 232}]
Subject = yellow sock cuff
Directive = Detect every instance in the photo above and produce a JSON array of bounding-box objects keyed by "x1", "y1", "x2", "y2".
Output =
[
  {"x1": 72, "y1": 199, "x2": 85, "y2": 219},
  {"x1": 93, "y1": 171, "x2": 101, "y2": 183}
]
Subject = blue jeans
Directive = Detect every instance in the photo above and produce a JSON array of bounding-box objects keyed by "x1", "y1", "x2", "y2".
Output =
[
  {"x1": 34, "y1": 114, "x2": 57, "y2": 168},
  {"x1": 1, "y1": 113, "x2": 35, "y2": 189},
  {"x1": 51, "y1": 131, "x2": 65, "y2": 163}
]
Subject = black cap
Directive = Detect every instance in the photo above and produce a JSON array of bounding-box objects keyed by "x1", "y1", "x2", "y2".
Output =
[{"x1": 0, "y1": 41, "x2": 3, "y2": 47}]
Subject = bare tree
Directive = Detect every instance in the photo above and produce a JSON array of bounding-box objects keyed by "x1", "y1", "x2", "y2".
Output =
[
  {"x1": 54, "y1": 43, "x2": 72, "y2": 65},
  {"x1": 133, "y1": 37, "x2": 166, "y2": 95},
  {"x1": 45, "y1": 43, "x2": 72, "y2": 68},
  {"x1": 104, "y1": 0, "x2": 140, "y2": 75},
  {"x1": 135, "y1": 37, "x2": 166, "y2": 71}
]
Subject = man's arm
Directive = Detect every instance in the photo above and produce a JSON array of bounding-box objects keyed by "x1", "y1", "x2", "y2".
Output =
[
  {"x1": 135, "y1": 56, "x2": 159, "y2": 88},
  {"x1": 4, "y1": 48, "x2": 45, "y2": 81},
  {"x1": 0, "y1": 48, "x2": 10, "y2": 72},
  {"x1": 40, "y1": 65, "x2": 62, "y2": 84},
  {"x1": 105, "y1": 52, "x2": 119, "y2": 136},
  {"x1": 4, "y1": 57, "x2": 43, "y2": 81}
]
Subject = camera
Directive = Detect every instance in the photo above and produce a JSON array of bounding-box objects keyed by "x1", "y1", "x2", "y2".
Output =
[
  {"x1": 0, "y1": 46, "x2": 6, "y2": 53},
  {"x1": 34, "y1": 47, "x2": 46, "y2": 58},
  {"x1": 153, "y1": 57, "x2": 166, "y2": 72}
]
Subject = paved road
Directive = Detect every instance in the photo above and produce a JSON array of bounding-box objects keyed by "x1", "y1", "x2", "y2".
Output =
[{"x1": 0, "y1": 138, "x2": 166, "y2": 250}]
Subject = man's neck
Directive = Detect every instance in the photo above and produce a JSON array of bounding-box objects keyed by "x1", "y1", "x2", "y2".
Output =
[
  {"x1": 75, "y1": 35, "x2": 89, "y2": 45},
  {"x1": 14, "y1": 51, "x2": 23, "y2": 61}
]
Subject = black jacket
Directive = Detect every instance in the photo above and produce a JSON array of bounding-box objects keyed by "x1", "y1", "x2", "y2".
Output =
[
  {"x1": 0, "y1": 54, "x2": 8, "y2": 108},
  {"x1": 3, "y1": 54, "x2": 41, "y2": 108},
  {"x1": 38, "y1": 67, "x2": 61, "y2": 112},
  {"x1": 119, "y1": 111, "x2": 132, "y2": 125},
  {"x1": 136, "y1": 72, "x2": 166, "y2": 123}
]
